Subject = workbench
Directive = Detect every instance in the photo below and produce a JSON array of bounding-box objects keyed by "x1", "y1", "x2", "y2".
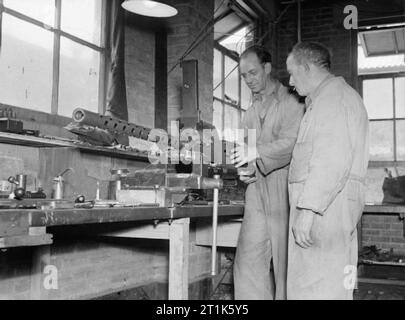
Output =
[
  {"x1": 2, "y1": 202, "x2": 403, "y2": 300},
  {"x1": 364, "y1": 203, "x2": 405, "y2": 216},
  {"x1": 0, "y1": 204, "x2": 244, "y2": 300}
]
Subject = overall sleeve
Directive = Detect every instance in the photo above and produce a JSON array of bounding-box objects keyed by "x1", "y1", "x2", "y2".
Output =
[
  {"x1": 256, "y1": 97, "x2": 304, "y2": 175},
  {"x1": 296, "y1": 93, "x2": 353, "y2": 215}
]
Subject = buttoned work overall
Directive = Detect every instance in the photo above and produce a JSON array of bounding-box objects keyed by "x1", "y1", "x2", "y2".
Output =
[
  {"x1": 287, "y1": 76, "x2": 369, "y2": 300},
  {"x1": 234, "y1": 80, "x2": 304, "y2": 300}
]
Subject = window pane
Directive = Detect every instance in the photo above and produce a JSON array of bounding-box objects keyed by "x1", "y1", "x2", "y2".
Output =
[
  {"x1": 219, "y1": 26, "x2": 253, "y2": 55},
  {"x1": 213, "y1": 49, "x2": 222, "y2": 99},
  {"x1": 58, "y1": 37, "x2": 100, "y2": 117},
  {"x1": 363, "y1": 78, "x2": 393, "y2": 119},
  {"x1": 223, "y1": 105, "x2": 240, "y2": 141},
  {"x1": 397, "y1": 120, "x2": 405, "y2": 161},
  {"x1": 61, "y1": 0, "x2": 102, "y2": 46},
  {"x1": 369, "y1": 121, "x2": 394, "y2": 161},
  {"x1": 395, "y1": 77, "x2": 405, "y2": 118},
  {"x1": 4, "y1": 0, "x2": 54, "y2": 26},
  {"x1": 224, "y1": 56, "x2": 239, "y2": 106},
  {"x1": 241, "y1": 79, "x2": 251, "y2": 110},
  {"x1": 0, "y1": 14, "x2": 53, "y2": 113},
  {"x1": 213, "y1": 100, "x2": 223, "y2": 139}
]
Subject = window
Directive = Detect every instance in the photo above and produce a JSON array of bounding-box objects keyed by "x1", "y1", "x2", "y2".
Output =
[
  {"x1": 0, "y1": 0, "x2": 107, "y2": 117},
  {"x1": 361, "y1": 75, "x2": 405, "y2": 162},
  {"x1": 213, "y1": 25, "x2": 254, "y2": 141},
  {"x1": 358, "y1": 26, "x2": 405, "y2": 163}
]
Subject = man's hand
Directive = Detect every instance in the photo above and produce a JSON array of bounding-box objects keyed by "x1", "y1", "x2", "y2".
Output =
[
  {"x1": 292, "y1": 209, "x2": 315, "y2": 249},
  {"x1": 239, "y1": 166, "x2": 257, "y2": 184},
  {"x1": 230, "y1": 143, "x2": 257, "y2": 168},
  {"x1": 239, "y1": 175, "x2": 258, "y2": 184}
]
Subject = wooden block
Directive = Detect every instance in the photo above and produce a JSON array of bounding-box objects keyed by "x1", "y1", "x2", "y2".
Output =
[
  {"x1": 0, "y1": 234, "x2": 53, "y2": 249},
  {"x1": 0, "y1": 211, "x2": 29, "y2": 237},
  {"x1": 29, "y1": 227, "x2": 47, "y2": 236},
  {"x1": 100, "y1": 223, "x2": 170, "y2": 240},
  {"x1": 196, "y1": 219, "x2": 241, "y2": 248}
]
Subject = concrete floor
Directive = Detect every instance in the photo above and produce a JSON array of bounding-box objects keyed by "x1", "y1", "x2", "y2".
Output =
[
  {"x1": 354, "y1": 283, "x2": 405, "y2": 300},
  {"x1": 209, "y1": 282, "x2": 405, "y2": 300}
]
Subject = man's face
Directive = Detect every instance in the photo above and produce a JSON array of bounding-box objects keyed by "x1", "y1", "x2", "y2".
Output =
[
  {"x1": 240, "y1": 53, "x2": 271, "y2": 94},
  {"x1": 286, "y1": 54, "x2": 310, "y2": 96}
]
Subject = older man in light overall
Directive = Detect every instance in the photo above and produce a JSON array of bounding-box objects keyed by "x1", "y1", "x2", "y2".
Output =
[{"x1": 286, "y1": 42, "x2": 369, "y2": 300}]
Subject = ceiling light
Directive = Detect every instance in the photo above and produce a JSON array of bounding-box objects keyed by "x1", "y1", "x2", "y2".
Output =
[{"x1": 122, "y1": 0, "x2": 178, "y2": 18}]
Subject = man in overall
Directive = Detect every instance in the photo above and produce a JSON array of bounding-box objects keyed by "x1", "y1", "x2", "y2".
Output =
[
  {"x1": 231, "y1": 45, "x2": 304, "y2": 300},
  {"x1": 286, "y1": 42, "x2": 369, "y2": 300}
]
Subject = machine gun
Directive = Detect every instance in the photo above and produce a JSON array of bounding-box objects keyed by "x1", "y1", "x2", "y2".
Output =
[{"x1": 66, "y1": 107, "x2": 243, "y2": 203}]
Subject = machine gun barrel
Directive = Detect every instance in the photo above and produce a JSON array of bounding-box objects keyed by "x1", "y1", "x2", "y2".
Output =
[{"x1": 72, "y1": 108, "x2": 153, "y2": 141}]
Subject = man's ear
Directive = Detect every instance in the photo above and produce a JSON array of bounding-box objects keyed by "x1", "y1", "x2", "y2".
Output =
[{"x1": 264, "y1": 62, "x2": 272, "y2": 75}]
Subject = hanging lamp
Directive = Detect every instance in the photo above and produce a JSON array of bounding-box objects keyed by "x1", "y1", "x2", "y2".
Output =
[{"x1": 121, "y1": 0, "x2": 178, "y2": 18}]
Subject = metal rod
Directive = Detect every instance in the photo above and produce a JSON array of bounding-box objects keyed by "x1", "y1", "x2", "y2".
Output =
[
  {"x1": 211, "y1": 175, "x2": 220, "y2": 276},
  {"x1": 297, "y1": 0, "x2": 302, "y2": 42}
]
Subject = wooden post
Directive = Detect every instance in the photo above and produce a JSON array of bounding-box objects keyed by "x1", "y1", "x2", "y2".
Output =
[
  {"x1": 168, "y1": 218, "x2": 190, "y2": 300},
  {"x1": 30, "y1": 227, "x2": 51, "y2": 300}
]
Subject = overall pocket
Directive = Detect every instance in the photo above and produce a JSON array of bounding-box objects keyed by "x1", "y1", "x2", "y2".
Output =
[{"x1": 289, "y1": 141, "x2": 312, "y2": 184}]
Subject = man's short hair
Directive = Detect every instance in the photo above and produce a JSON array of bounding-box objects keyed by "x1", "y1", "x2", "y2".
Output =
[
  {"x1": 240, "y1": 45, "x2": 272, "y2": 64},
  {"x1": 289, "y1": 42, "x2": 331, "y2": 70}
]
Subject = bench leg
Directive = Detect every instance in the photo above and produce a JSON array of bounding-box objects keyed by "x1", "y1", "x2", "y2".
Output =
[{"x1": 169, "y1": 218, "x2": 190, "y2": 300}]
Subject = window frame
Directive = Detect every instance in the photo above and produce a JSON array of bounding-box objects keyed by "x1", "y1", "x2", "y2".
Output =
[
  {"x1": 213, "y1": 25, "x2": 254, "y2": 138},
  {"x1": 360, "y1": 71, "x2": 405, "y2": 167},
  {"x1": 0, "y1": 0, "x2": 108, "y2": 116}
]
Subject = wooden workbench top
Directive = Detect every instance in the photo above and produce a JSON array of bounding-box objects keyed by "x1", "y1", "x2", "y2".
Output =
[
  {"x1": 364, "y1": 203, "x2": 405, "y2": 214},
  {"x1": 1, "y1": 202, "x2": 401, "y2": 232},
  {"x1": 0, "y1": 204, "x2": 245, "y2": 228}
]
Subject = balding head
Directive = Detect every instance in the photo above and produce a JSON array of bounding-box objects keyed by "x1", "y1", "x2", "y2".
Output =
[{"x1": 288, "y1": 42, "x2": 331, "y2": 71}]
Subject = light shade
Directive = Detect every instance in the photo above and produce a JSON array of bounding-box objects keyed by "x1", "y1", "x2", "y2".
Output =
[{"x1": 122, "y1": 0, "x2": 178, "y2": 18}]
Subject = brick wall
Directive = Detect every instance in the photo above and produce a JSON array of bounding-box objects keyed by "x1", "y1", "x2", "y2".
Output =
[
  {"x1": 270, "y1": 0, "x2": 405, "y2": 255},
  {"x1": 125, "y1": 23, "x2": 156, "y2": 128},
  {"x1": 362, "y1": 215, "x2": 405, "y2": 255},
  {"x1": 273, "y1": 0, "x2": 357, "y2": 87},
  {"x1": 167, "y1": 0, "x2": 215, "y2": 125}
]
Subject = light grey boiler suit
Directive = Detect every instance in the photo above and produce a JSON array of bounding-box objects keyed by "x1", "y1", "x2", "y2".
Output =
[
  {"x1": 287, "y1": 76, "x2": 369, "y2": 300},
  {"x1": 234, "y1": 80, "x2": 304, "y2": 300}
]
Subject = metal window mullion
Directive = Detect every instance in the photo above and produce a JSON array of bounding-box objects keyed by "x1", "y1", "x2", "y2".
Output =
[
  {"x1": 369, "y1": 118, "x2": 402, "y2": 122},
  {"x1": 51, "y1": 0, "x2": 61, "y2": 115},
  {"x1": 98, "y1": 0, "x2": 108, "y2": 114},
  {"x1": 2, "y1": 5, "x2": 103, "y2": 52},
  {"x1": 2, "y1": 6, "x2": 53, "y2": 30},
  {"x1": 238, "y1": 62, "x2": 241, "y2": 124},
  {"x1": 221, "y1": 52, "x2": 225, "y2": 133},
  {"x1": 0, "y1": 0, "x2": 3, "y2": 49},
  {"x1": 393, "y1": 76, "x2": 397, "y2": 162},
  {"x1": 214, "y1": 97, "x2": 239, "y2": 109},
  {"x1": 59, "y1": 29, "x2": 103, "y2": 52}
]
